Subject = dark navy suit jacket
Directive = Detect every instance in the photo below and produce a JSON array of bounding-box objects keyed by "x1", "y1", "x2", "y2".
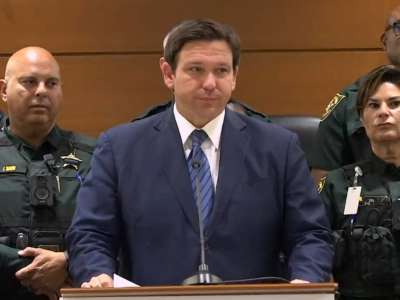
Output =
[{"x1": 67, "y1": 107, "x2": 333, "y2": 286}]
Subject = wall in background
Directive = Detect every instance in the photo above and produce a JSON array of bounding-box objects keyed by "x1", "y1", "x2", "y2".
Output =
[{"x1": 0, "y1": 0, "x2": 397, "y2": 136}]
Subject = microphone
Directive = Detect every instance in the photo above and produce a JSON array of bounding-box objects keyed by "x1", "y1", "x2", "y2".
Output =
[
  {"x1": 43, "y1": 154, "x2": 58, "y2": 174},
  {"x1": 191, "y1": 160, "x2": 201, "y2": 169},
  {"x1": 353, "y1": 166, "x2": 363, "y2": 186},
  {"x1": 182, "y1": 159, "x2": 222, "y2": 285}
]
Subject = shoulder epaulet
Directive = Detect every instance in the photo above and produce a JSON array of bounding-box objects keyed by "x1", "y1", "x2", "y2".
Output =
[
  {"x1": 71, "y1": 140, "x2": 95, "y2": 154},
  {"x1": 60, "y1": 130, "x2": 96, "y2": 154},
  {"x1": 0, "y1": 132, "x2": 13, "y2": 147},
  {"x1": 71, "y1": 135, "x2": 96, "y2": 154},
  {"x1": 132, "y1": 101, "x2": 173, "y2": 122},
  {"x1": 229, "y1": 99, "x2": 271, "y2": 122}
]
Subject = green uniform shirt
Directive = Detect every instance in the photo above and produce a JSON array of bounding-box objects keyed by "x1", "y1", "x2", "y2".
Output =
[
  {"x1": 5, "y1": 125, "x2": 73, "y2": 161},
  {"x1": 319, "y1": 155, "x2": 400, "y2": 298},
  {"x1": 0, "y1": 125, "x2": 95, "y2": 299},
  {"x1": 311, "y1": 75, "x2": 372, "y2": 170}
]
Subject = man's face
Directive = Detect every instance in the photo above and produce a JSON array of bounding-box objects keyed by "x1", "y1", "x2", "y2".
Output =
[
  {"x1": 362, "y1": 82, "x2": 400, "y2": 144},
  {"x1": 384, "y1": 12, "x2": 400, "y2": 66},
  {"x1": 1, "y1": 53, "x2": 62, "y2": 130},
  {"x1": 161, "y1": 40, "x2": 238, "y2": 127}
]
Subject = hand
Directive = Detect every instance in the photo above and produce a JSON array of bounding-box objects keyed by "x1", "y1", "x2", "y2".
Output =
[
  {"x1": 15, "y1": 247, "x2": 67, "y2": 297},
  {"x1": 290, "y1": 279, "x2": 310, "y2": 283},
  {"x1": 81, "y1": 273, "x2": 113, "y2": 288}
]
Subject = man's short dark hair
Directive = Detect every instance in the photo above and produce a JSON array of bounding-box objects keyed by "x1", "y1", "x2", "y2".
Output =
[
  {"x1": 357, "y1": 64, "x2": 400, "y2": 116},
  {"x1": 163, "y1": 19, "x2": 241, "y2": 71}
]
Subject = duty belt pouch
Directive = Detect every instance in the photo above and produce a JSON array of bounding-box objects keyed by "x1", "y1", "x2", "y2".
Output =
[
  {"x1": 31, "y1": 230, "x2": 63, "y2": 251},
  {"x1": 333, "y1": 229, "x2": 346, "y2": 271},
  {"x1": 0, "y1": 236, "x2": 10, "y2": 246},
  {"x1": 347, "y1": 226, "x2": 364, "y2": 273},
  {"x1": 360, "y1": 226, "x2": 395, "y2": 285},
  {"x1": 392, "y1": 201, "x2": 400, "y2": 295},
  {"x1": 392, "y1": 201, "x2": 400, "y2": 233}
]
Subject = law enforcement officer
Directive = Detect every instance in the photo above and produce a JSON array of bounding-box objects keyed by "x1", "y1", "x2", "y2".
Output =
[
  {"x1": 320, "y1": 65, "x2": 400, "y2": 299},
  {"x1": 0, "y1": 47, "x2": 95, "y2": 299},
  {"x1": 311, "y1": 5, "x2": 400, "y2": 182}
]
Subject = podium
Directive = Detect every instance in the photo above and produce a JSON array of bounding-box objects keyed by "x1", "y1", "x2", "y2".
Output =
[{"x1": 61, "y1": 283, "x2": 337, "y2": 300}]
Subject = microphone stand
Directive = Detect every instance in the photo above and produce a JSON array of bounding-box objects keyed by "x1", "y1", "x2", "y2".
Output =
[{"x1": 182, "y1": 162, "x2": 222, "y2": 285}]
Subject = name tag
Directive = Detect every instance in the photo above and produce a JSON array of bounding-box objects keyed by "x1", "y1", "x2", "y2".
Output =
[
  {"x1": 344, "y1": 186, "x2": 362, "y2": 215},
  {"x1": 2, "y1": 165, "x2": 16, "y2": 172}
]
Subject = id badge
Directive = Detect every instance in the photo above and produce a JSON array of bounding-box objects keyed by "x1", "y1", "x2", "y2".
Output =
[{"x1": 344, "y1": 186, "x2": 362, "y2": 215}]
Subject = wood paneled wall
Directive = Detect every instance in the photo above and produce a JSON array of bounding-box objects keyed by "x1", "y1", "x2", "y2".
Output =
[{"x1": 0, "y1": 0, "x2": 398, "y2": 136}]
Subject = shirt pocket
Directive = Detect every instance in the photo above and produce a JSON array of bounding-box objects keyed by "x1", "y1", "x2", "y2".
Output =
[
  {"x1": 54, "y1": 168, "x2": 82, "y2": 224},
  {"x1": 0, "y1": 164, "x2": 29, "y2": 228}
]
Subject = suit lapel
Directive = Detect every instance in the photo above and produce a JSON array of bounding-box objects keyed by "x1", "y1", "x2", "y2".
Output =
[
  {"x1": 207, "y1": 110, "x2": 249, "y2": 236},
  {"x1": 155, "y1": 108, "x2": 199, "y2": 233}
]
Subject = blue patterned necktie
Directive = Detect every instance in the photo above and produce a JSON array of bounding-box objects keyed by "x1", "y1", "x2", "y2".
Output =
[{"x1": 188, "y1": 129, "x2": 214, "y2": 226}]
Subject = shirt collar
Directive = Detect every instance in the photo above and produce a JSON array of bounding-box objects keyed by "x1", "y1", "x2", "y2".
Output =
[
  {"x1": 4, "y1": 125, "x2": 64, "y2": 159},
  {"x1": 364, "y1": 153, "x2": 400, "y2": 179},
  {"x1": 173, "y1": 103, "x2": 225, "y2": 150}
]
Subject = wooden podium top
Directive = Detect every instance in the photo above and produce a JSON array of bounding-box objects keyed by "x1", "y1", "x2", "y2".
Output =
[{"x1": 61, "y1": 283, "x2": 337, "y2": 299}]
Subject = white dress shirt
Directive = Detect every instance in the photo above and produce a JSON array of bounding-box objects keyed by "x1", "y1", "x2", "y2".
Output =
[{"x1": 173, "y1": 104, "x2": 225, "y2": 191}]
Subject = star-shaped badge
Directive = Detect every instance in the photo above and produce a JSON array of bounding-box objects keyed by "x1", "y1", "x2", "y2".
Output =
[{"x1": 61, "y1": 152, "x2": 82, "y2": 170}]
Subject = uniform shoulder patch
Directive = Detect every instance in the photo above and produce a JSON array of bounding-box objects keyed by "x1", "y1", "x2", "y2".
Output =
[
  {"x1": 321, "y1": 93, "x2": 345, "y2": 120},
  {"x1": 317, "y1": 176, "x2": 327, "y2": 193}
]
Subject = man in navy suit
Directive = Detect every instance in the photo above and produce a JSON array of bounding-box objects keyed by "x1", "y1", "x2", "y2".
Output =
[{"x1": 66, "y1": 19, "x2": 333, "y2": 287}]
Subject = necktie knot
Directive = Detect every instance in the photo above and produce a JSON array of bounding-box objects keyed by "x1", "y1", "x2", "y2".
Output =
[{"x1": 191, "y1": 129, "x2": 208, "y2": 148}]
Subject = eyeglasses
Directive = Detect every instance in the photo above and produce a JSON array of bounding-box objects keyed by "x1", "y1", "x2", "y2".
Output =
[{"x1": 387, "y1": 21, "x2": 400, "y2": 36}]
